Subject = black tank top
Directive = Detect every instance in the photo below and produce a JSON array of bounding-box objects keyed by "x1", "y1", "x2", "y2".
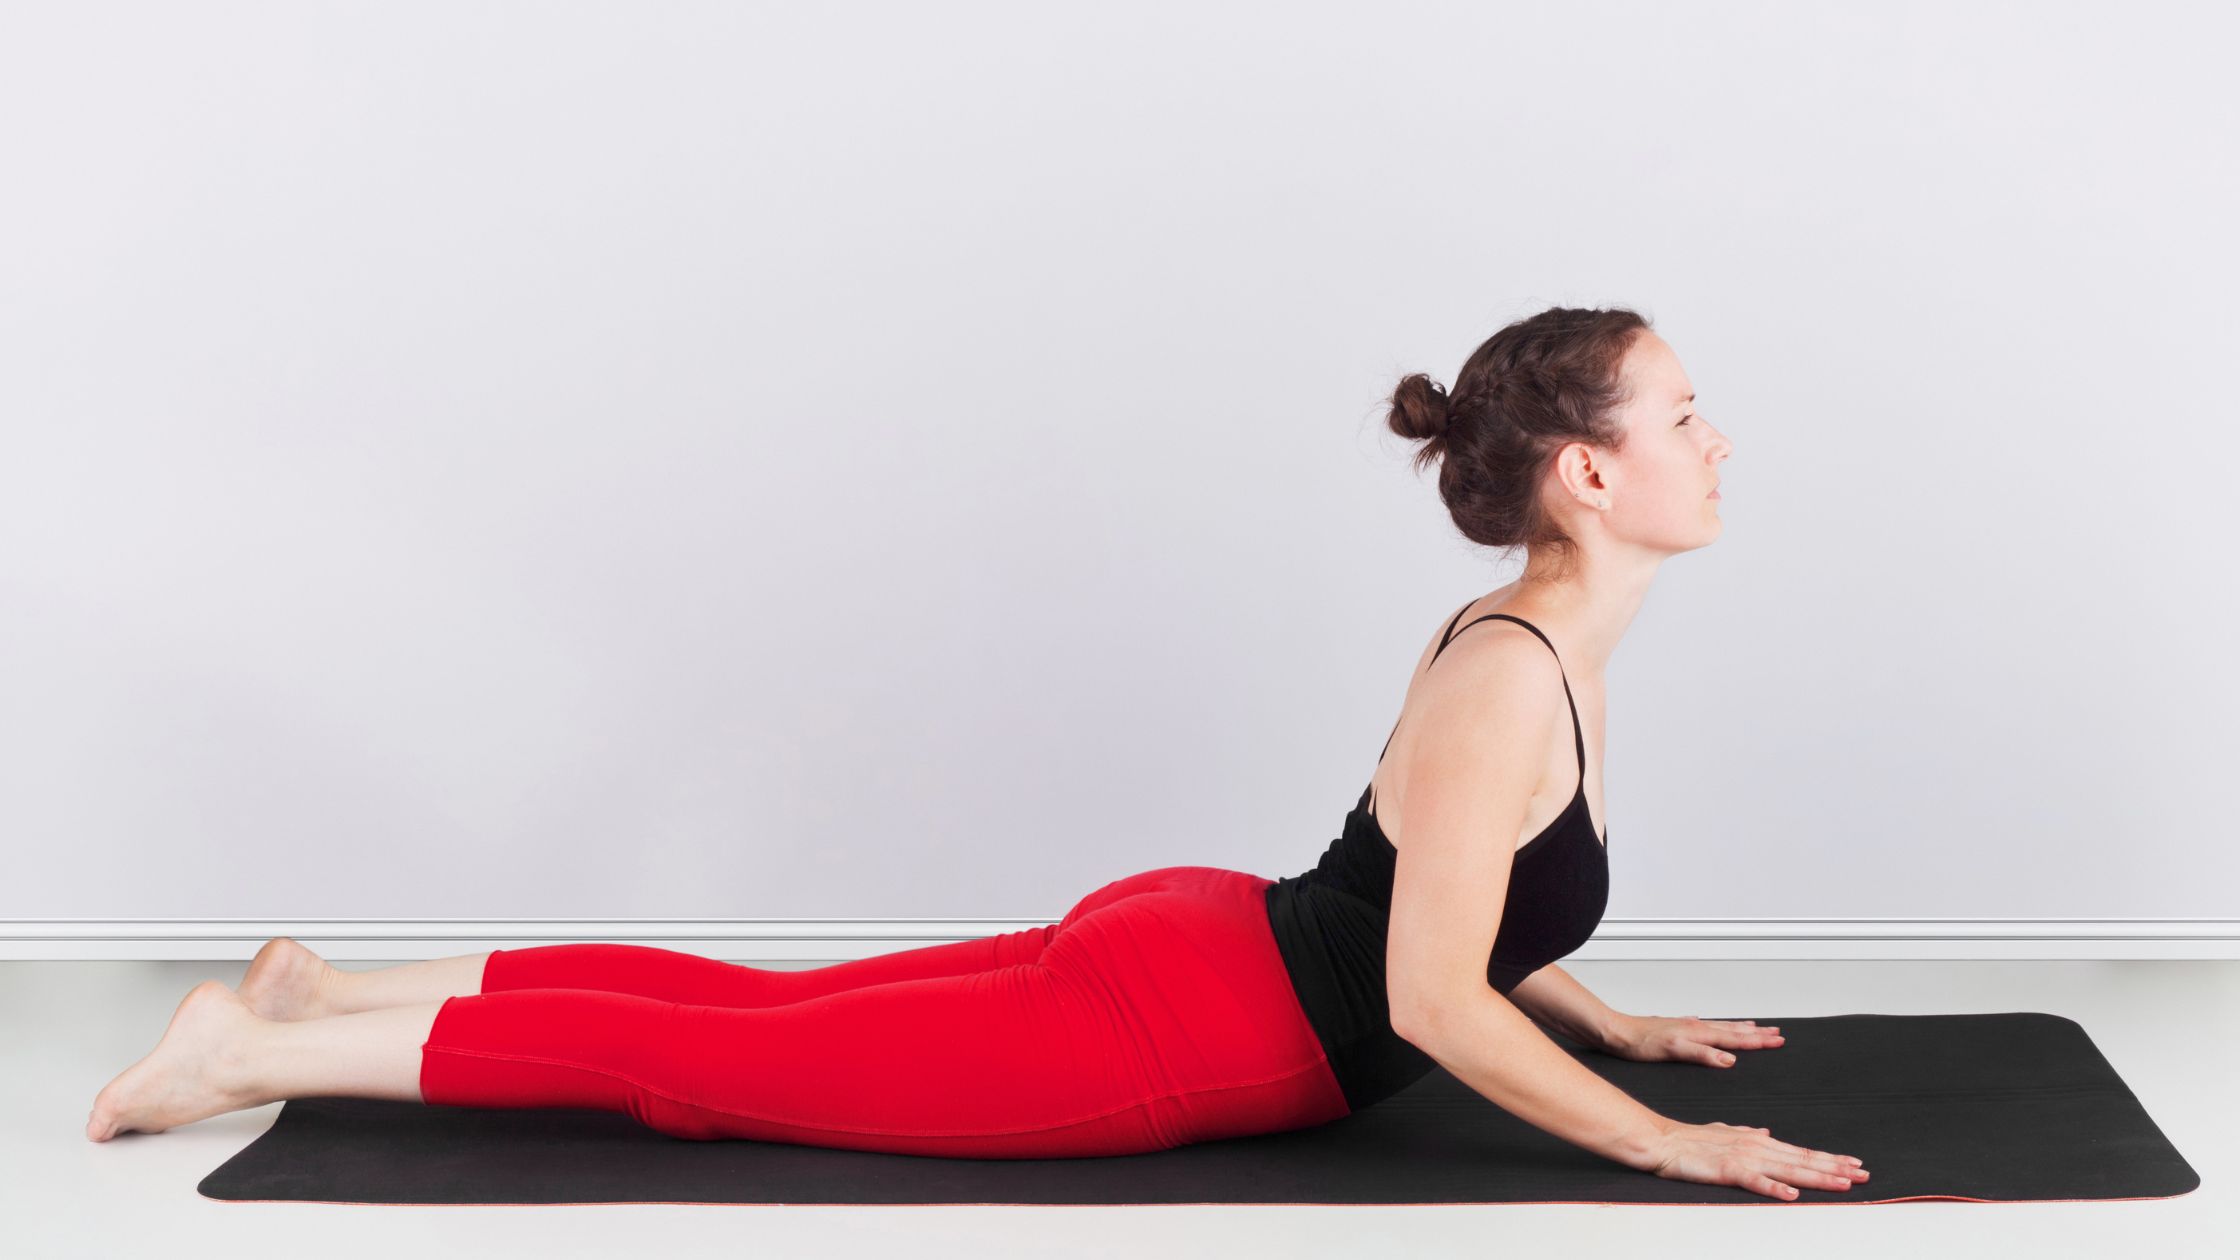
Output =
[{"x1": 1262, "y1": 605, "x2": 1611, "y2": 1112}]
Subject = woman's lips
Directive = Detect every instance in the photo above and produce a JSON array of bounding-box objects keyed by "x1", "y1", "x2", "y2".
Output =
[{"x1": 1708, "y1": 488, "x2": 1721, "y2": 499}]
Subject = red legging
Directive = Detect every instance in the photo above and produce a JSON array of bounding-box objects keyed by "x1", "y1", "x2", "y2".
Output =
[{"x1": 418, "y1": 865, "x2": 1352, "y2": 1158}]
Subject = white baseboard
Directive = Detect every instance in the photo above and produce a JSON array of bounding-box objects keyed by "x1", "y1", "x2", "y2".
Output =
[{"x1": 4, "y1": 918, "x2": 2238, "y2": 962}]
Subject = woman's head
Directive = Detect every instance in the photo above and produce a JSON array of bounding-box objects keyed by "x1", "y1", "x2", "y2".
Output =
[{"x1": 1387, "y1": 305, "x2": 1732, "y2": 583}]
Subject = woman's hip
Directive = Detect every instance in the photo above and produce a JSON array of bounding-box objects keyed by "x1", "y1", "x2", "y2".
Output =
[{"x1": 1042, "y1": 866, "x2": 1342, "y2": 1121}]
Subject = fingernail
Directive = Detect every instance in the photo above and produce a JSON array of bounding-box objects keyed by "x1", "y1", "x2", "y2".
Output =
[{"x1": 1720, "y1": 1053, "x2": 1734, "y2": 1064}]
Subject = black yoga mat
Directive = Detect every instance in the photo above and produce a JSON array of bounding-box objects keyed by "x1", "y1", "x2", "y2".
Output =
[{"x1": 199, "y1": 1011, "x2": 2198, "y2": 1206}]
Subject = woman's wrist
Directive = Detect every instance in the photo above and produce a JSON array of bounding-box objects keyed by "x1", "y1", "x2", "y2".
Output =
[
  {"x1": 1506, "y1": 965, "x2": 1638, "y2": 1054},
  {"x1": 1599, "y1": 1011, "x2": 1640, "y2": 1053}
]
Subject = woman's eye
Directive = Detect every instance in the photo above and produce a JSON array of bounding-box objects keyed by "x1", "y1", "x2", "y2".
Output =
[{"x1": 1678, "y1": 415, "x2": 1693, "y2": 426}]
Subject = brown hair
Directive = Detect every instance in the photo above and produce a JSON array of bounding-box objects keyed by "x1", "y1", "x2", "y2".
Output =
[{"x1": 1387, "y1": 305, "x2": 1651, "y2": 579}]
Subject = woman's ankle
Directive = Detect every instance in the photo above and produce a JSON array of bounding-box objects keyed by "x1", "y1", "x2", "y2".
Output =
[{"x1": 309, "y1": 963, "x2": 352, "y2": 1018}]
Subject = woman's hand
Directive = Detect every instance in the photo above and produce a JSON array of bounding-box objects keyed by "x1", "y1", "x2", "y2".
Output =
[
  {"x1": 1607, "y1": 1014, "x2": 1783, "y2": 1067},
  {"x1": 1641, "y1": 1120, "x2": 1868, "y2": 1200}
]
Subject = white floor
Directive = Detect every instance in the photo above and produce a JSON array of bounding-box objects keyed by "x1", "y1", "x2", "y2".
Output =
[{"x1": 9, "y1": 958, "x2": 2230, "y2": 1259}]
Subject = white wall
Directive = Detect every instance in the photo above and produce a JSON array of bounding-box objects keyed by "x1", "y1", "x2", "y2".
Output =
[{"x1": 4, "y1": 0, "x2": 2232, "y2": 925}]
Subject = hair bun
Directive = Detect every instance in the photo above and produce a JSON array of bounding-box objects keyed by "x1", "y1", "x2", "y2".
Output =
[{"x1": 1387, "y1": 373, "x2": 1453, "y2": 445}]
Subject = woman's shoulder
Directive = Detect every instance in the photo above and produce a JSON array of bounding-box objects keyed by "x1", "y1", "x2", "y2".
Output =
[
  {"x1": 1394, "y1": 603, "x2": 1567, "y2": 751},
  {"x1": 1409, "y1": 590, "x2": 1549, "y2": 680}
]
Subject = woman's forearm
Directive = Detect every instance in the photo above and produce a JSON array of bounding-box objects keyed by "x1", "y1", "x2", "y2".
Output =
[{"x1": 1505, "y1": 964, "x2": 1631, "y2": 1052}]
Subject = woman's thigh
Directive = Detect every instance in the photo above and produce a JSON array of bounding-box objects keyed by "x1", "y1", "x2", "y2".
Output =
[{"x1": 426, "y1": 959, "x2": 1256, "y2": 1157}]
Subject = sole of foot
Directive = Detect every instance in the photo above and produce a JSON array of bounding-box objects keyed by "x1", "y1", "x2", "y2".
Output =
[
  {"x1": 238, "y1": 935, "x2": 335, "y2": 1022},
  {"x1": 87, "y1": 980, "x2": 264, "y2": 1142}
]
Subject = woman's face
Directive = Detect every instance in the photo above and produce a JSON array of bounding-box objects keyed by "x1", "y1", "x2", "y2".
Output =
[{"x1": 1604, "y1": 332, "x2": 1733, "y2": 550}]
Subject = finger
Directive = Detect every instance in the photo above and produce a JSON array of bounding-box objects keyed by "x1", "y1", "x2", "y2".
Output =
[
  {"x1": 1778, "y1": 1160, "x2": 1858, "y2": 1191},
  {"x1": 1711, "y1": 1023, "x2": 1783, "y2": 1042},
  {"x1": 1754, "y1": 1133, "x2": 1820, "y2": 1158},
  {"x1": 1761, "y1": 1137, "x2": 1868, "y2": 1173},
  {"x1": 1752, "y1": 1174, "x2": 1800, "y2": 1200}
]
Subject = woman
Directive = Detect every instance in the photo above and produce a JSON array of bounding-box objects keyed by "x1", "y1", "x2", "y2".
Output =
[{"x1": 87, "y1": 306, "x2": 1869, "y2": 1201}]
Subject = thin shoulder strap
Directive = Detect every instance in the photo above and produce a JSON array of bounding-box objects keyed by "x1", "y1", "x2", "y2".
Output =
[
  {"x1": 1360, "y1": 608, "x2": 1586, "y2": 814},
  {"x1": 1470, "y1": 615, "x2": 1586, "y2": 783}
]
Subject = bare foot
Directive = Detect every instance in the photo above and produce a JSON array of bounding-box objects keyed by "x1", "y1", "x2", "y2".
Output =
[
  {"x1": 238, "y1": 936, "x2": 336, "y2": 1022},
  {"x1": 87, "y1": 981, "x2": 266, "y2": 1142}
]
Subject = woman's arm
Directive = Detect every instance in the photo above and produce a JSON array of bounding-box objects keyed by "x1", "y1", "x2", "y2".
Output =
[{"x1": 1505, "y1": 963, "x2": 1634, "y2": 1053}]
